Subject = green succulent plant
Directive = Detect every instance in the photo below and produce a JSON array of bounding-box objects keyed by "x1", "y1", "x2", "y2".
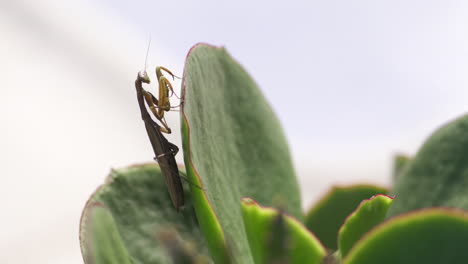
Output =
[{"x1": 80, "y1": 43, "x2": 468, "y2": 264}]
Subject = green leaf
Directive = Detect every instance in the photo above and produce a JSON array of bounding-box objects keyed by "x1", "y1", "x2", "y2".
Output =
[
  {"x1": 388, "y1": 115, "x2": 468, "y2": 217},
  {"x1": 241, "y1": 198, "x2": 326, "y2": 264},
  {"x1": 156, "y1": 228, "x2": 211, "y2": 264},
  {"x1": 81, "y1": 202, "x2": 132, "y2": 264},
  {"x1": 80, "y1": 164, "x2": 209, "y2": 264},
  {"x1": 392, "y1": 154, "x2": 411, "y2": 181},
  {"x1": 304, "y1": 184, "x2": 388, "y2": 250},
  {"x1": 343, "y1": 208, "x2": 468, "y2": 264},
  {"x1": 338, "y1": 194, "x2": 393, "y2": 258},
  {"x1": 181, "y1": 44, "x2": 302, "y2": 263}
]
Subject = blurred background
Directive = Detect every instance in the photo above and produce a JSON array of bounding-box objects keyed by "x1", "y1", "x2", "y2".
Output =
[{"x1": 2, "y1": 0, "x2": 468, "y2": 262}]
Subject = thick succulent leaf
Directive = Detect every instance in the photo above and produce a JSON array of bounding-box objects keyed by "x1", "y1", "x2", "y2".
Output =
[
  {"x1": 241, "y1": 198, "x2": 326, "y2": 264},
  {"x1": 344, "y1": 208, "x2": 468, "y2": 264},
  {"x1": 181, "y1": 43, "x2": 302, "y2": 263},
  {"x1": 338, "y1": 194, "x2": 393, "y2": 258},
  {"x1": 157, "y1": 229, "x2": 211, "y2": 264},
  {"x1": 81, "y1": 202, "x2": 132, "y2": 264},
  {"x1": 304, "y1": 184, "x2": 388, "y2": 250},
  {"x1": 392, "y1": 154, "x2": 411, "y2": 181},
  {"x1": 388, "y1": 114, "x2": 468, "y2": 217},
  {"x1": 80, "y1": 164, "x2": 209, "y2": 264}
]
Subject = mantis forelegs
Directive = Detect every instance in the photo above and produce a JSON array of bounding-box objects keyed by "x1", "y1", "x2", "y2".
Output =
[
  {"x1": 139, "y1": 66, "x2": 182, "y2": 134},
  {"x1": 143, "y1": 90, "x2": 172, "y2": 134}
]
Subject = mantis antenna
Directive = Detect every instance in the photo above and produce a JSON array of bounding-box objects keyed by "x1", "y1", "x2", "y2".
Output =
[{"x1": 143, "y1": 34, "x2": 152, "y2": 72}]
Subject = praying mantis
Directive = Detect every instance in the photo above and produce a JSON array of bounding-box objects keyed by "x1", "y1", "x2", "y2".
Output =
[{"x1": 134, "y1": 68, "x2": 184, "y2": 211}]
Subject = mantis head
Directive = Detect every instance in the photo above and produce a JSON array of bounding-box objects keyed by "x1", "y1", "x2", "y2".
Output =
[{"x1": 138, "y1": 70, "x2": 151, "y2": 84}]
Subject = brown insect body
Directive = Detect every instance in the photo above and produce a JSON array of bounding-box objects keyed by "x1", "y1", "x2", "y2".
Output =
[{"x1": 135, "y1": 71, "x2": 184, "y2": 211}]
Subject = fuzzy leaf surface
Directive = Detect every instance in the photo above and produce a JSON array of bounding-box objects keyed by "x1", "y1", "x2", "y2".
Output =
[
  {"x1": 81, "y1": 203, "x2": 133, "y2": 264},
  {"x1": 304, "y1": 185, "x2": 388, "y2": 249},
  {"x1": 344, "y1": 209, "x2": 468, "y2": 264},
  {"x1": 392, "y1": 154, "x2": 411, "y2": 181},
  {"x1": 80, "y1": 164, "x2": 209, "y2": 264},
  {"x1": 241, "y1": 198, "x2": 326, "y2": 264},
  {"x1": 181, "y1": 44, "x2": 302, "y2": 264},
  {"x1": 338, "y1": 194, "x2": 393, "y2": 258},
  {"x1": 388, "y1": 115, "x2": 468, "y2": 216}
]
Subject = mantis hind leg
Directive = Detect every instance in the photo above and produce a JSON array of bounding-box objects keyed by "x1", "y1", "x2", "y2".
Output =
[
  {"x1": 168, "y1": 142, "x2": 179, "y2": 156},
  {"x1": 157, "y1": 141, "x2": 204, "y2": 190},
  {"x1": 155, "y1": 142, "x2": 179, "y2": 158}
]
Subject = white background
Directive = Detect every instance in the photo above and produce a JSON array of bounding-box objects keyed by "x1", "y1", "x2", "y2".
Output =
[{"x1": 2, "y1": 0, "x2": 468, "y2": 263}]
